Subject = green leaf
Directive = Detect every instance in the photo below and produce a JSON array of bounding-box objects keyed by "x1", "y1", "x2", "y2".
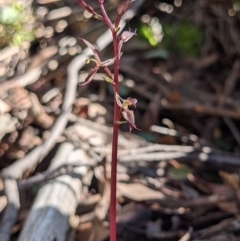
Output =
[
  {"x1": 138, "y1": 24, "x2": 158, "y2": 47},
  {"x1": 162, "y1": 22, "x2": 204, "y2": 57}
]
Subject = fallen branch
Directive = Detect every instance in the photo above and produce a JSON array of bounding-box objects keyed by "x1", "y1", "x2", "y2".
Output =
[
  {"x1": 17, "y1": 142, "x2": 87, "y2": 241},
  {"x1": 18, "y1": 162, "x2": 94, "y2": 190},
  {"x1": 119, "y1": 150, "x2": 240, "y2": 167}
]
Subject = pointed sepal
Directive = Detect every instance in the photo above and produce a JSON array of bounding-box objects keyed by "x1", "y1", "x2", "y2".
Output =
[
  {"x1": 75, "y1": 0, "x2": 103, "y2": 21},
  {"x1": 122, "y1": 109, "x2": 141, "y2": 132},
  {"x1": 79, "y1": 67, "x2": 99, "y2": 86},
  {"x1": 78, "y1": 38, "x2": 101, "y2": 62},
  {"x1": 120, "y1": 30, "x2": 137, "y2": 43}
]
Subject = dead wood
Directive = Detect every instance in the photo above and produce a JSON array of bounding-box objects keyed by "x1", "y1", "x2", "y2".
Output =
[{"x1": 17, "y1": 142, "x2": 86, "y2": 241}]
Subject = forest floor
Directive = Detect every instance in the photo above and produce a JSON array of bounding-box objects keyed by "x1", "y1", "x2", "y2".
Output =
[{"x1": 1, "y1": 0, "x2": 240, "y2": 241}]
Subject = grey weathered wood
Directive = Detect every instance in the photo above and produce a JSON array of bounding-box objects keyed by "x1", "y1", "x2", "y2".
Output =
[{"x1": 18, "y1": 142, "x2": 88, "y2": 241}]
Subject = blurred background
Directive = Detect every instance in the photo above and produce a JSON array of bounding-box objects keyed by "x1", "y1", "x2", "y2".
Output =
[{"x1": 1, "y1": 0, "x2": 240, "y2": 241}]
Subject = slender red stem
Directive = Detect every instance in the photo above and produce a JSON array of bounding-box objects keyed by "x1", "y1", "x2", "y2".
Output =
[
  {"x1": 109, "y1": 123, "x2": 118, "y2": 241},
  {"x1": 85, "y1": 3, "x2": 123, "y2": 240},
  {"x1": 99, "y1": 3, "x2": 121, "y2": 241},
  {"x1": 99, "y1": 3, "x2": 120, "y2": 241},
  {"x1": 109, "y1": 30, "x2": 120, "y2": 241}
]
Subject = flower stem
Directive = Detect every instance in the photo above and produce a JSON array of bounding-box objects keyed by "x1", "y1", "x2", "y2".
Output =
[
  {"x1": 110, "y1": 122, "x2": 118, "y2": 241},
  {"x1": 110, "y1": 29, "x2": 120, "y2": 241},
  {"x1": 99, "y1": 3, "x2": 120, "y2": 240}
]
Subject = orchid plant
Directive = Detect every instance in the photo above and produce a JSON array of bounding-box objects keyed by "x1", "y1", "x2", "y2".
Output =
[{"x1": 75, "y1": 1, "x2": 139, "y2": 241}]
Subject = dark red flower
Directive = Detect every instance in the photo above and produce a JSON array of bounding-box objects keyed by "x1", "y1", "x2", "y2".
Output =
[
  {"x1": 78, "y1": 38, "x2": 114, "y2": 85},
  {"x1": 115, "y1": 93, "x2": 140, "y2": 132}
]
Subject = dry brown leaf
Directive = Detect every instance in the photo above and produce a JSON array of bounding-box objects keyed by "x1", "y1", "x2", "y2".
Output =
[
  {"x1": 88, "y1": 219, "x2": 109, "y2": 241},
  {"x1": 219, "y1": 171, "x2": 239, "y2": 190},
  {"x1": 207, "y1": 182, "x2": 234, "y2": 197},
  {"x1": 117, "y1": 202, "x2": 150, "y2": 224},
  {"x1": 168, "y1": 89, "x2": 181, "y2": 103},
  {"x1": 217, "y1": 201, "x2": 238, "y2": 213},
  {"x1": 76, "y1": 222, "x2": 93, "y2": 241},
  {"x1": 5, "y1": 87, "x2": 32, "y2": 110}
]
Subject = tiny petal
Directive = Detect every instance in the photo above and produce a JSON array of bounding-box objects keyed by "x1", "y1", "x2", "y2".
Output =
[
  {"x1": 122, "y1": 100, "x2": 131, "y2": 109},
  {"x1": 127, "y1": 97, "x2": 137, "y2": 107},
  {"x1": 115, "y1": 93, "x2": 124, "y2": 108},
  {"x1": 101, "y1": 56, "x2": 116, "y2": 66},
  {"x1": 120, "y1": 30, "x2": 137, "y2": 42},
  {"x1": 79, "y1": 67, "x2": 99, "y2": 86},
  {"x1": 79, "y1": 38, "x2": 101, "y2": 62},
  {"x1": 118, "y1": 41, "x2": 124, "y2": 55},
  {"x1": 122, "y1": 109, "x2": 141, "y2": 132}
]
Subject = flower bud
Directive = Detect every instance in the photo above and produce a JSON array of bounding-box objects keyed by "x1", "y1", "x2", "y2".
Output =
[{"x1": 117, "y1": 0, "x2": 131, "y2": 16}]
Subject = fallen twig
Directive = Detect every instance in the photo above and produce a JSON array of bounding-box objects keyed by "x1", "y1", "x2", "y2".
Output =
[
  {"x1": 119, "y1": 150, "x2": 240, "y2": 167},
  {"x1": 17, "y1": 161, "x2": 95, "y2": 190},
  {"x1": 162, "y1": 102, "x2": 240, "y2": 119}
]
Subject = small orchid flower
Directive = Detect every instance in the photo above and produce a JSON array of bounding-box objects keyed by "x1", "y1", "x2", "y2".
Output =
[
  {"x1": 79, "y1": 38, "x2": 115, "y2": 85},
  {"x1": 115, "y1": 93, "x2": 141, "y2": 132},
  {"x1": 118, "y1": 30, "x2": 137, "y2": 55}
]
